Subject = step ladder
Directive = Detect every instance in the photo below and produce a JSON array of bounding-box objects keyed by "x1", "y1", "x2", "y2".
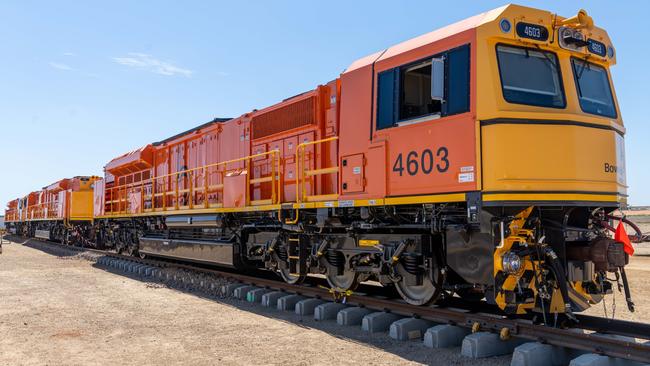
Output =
[{"x1": 287, "y1": 234, "x2": 308, "y2": 277}]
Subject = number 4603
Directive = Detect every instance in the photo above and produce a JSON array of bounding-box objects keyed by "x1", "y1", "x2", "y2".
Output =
[{"x1": 392, "y1": 147, "x2": 449, "y2": 177}]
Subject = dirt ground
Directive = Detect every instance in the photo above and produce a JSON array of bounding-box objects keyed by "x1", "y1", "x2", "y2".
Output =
[{"x1": 0, "y1": 241, "x2": 512, "y2": 366}]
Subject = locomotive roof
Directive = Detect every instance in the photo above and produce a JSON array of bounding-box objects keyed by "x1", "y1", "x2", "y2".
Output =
[
  {"x1": 41, "y1": 176, "x2": 95, "y2": 190},
  {"x1": 345, "y1": 4, "x2": 612, "y2": 72},
  {"x1": 153, "y1": 117, "x2": 232, "y2": 146},
  {"x1": 345, "y1": 4, "x2": 509, "y2": 73}
]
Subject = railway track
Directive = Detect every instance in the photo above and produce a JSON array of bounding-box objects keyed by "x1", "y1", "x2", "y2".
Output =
[{"x1": 13, "y1": 236, "x2": 650, "y2": 364}]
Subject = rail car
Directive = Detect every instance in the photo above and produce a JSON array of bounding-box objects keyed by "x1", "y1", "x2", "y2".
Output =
[
  {"x1": 4, "y1": 177, "x2": 100, "y2": 242},
  {"x1": 5, "y1": 4, "x2": 636, "y2": 320}
]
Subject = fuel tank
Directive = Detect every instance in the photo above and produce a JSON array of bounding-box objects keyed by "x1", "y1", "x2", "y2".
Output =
[{"x1": 139, "y1": 236, "x2": 234, "y2": 267}]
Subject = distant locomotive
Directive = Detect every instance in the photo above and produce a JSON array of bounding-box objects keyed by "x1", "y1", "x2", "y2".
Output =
[
  {"x1": 5, "y1": 177, "x2": 99, "y2": 242},
  {"x1": 5, "y1": 5, "x2": 636, "y2": 319}
]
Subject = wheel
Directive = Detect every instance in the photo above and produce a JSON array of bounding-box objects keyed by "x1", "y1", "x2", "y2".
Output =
[
  {"x1": 272, "y1": 238, "x2": 306, "y2": 285},
  {"x1": 279, "y1": 267, "x2": 305, "y2": 285},
  {"x1": 394, "y1": 253, "x2": 445, "y2": 306},
  {"x1": 326, "y1": 268, "x2": 360, "y2": 292},
  {"x1": 395, "y1": 276, "x2": 439, "y2": 306},
  {"x1": 124, "y1": 246, "x2": 135, "y2": 257}
]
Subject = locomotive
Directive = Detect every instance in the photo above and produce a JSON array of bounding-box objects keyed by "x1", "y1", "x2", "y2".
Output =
[
  {"x1": 5, "y1": 4, "x2": 635, "y2": 320},
  {"x1": 5, "y1": 177, "x2": 100, "y2": 242}
]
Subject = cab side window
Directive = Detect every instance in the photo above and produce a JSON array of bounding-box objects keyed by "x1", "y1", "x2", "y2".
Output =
[
  {"x1": 401, "y1": 60, "x2": 439, "y2": 120},
  {"x1": 376, "y1": 44, "x2": 470, "y2": 130}
]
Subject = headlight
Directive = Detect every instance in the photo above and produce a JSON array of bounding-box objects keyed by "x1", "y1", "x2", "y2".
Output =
[{"x1": 502, "y1": 252, "x2": 523, "y2": 274}]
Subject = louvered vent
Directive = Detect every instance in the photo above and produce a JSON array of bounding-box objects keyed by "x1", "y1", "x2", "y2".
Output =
[{"x1": 252, "y1": 96, "x2": 316, "y2": 139}]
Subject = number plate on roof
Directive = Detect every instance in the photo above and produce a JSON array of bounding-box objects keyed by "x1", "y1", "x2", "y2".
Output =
[
  {"x1": 516, "y1": 22, "x2": 549, "y2": 41},
  {"x1": 587, "y1": 39, "x2": 606, "y2": 57}
]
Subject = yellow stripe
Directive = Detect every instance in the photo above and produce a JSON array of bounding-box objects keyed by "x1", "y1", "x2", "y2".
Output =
[{"x1": 482, "y1": 193, "x2": 620, "y2": 203}]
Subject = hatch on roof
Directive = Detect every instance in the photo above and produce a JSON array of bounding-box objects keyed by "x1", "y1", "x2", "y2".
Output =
[{"x1": 105, "y1": 145, "x2": 155, "y2": 176}]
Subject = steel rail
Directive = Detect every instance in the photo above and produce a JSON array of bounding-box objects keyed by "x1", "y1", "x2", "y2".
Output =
[{"x1": 16, "y1": 236, "x2": 650, "y2": 363}]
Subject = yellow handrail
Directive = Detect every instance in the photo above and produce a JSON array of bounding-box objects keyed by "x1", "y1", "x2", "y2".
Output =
[
  {"x1": 295, "y1": 136, "x2": 339, "y2": 203},
  {"x1": 104, "y1": 149, "x2": 282, "y2": 216},
  {"x1": 24, "y1": 200, "x2": 62, "y2": 220}
]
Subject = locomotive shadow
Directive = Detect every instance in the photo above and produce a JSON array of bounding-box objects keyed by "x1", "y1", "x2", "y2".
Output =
[
  {"x1": 21, "y1": 238, "x2": 81, "y2": 257},
  {"x1": 89, "y1": 259, "x2": 509, "y2": 365}
]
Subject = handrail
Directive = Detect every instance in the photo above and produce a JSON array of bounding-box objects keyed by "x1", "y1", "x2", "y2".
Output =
[
  {"x1": 295, "y1": 136, "x2": 339, "y2": 203},
  {"x1": 13, "y1": 138, "x2": 340, "y2": 220},
  {"x1": 103, "y1": 149, "x2": 282, "y2": 216},
  {"x1": 23, "y1": 201, "x2": 62, "y2": 220}
]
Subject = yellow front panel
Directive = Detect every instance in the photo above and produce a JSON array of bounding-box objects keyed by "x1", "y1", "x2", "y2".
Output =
[
  {"x1": 471, "y1": 5, "x2": 626, "y2": 204},
  {"x1": 481, "y1": 123, "x2": 626, "y2": 196},
  {"x1": 70, "y1": 191, "x2": 94, "y2": 220}
]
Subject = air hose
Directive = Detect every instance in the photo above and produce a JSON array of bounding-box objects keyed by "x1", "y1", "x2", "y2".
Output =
[{"x1": 542, "y1": 245, "x2": 577, "y2": 321}]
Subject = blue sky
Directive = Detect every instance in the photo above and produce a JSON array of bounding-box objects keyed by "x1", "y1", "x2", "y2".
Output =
[{"x1": 1, "y1": 1, "x2": 648, "y2": 207}]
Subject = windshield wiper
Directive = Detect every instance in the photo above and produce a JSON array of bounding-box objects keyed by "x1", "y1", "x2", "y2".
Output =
[
  {"x1": 533, "y1": 45, "x2": 557, "y2": 72},
  {"x1": 576, "y1": 59, "x2": 591, "y2": 79}
]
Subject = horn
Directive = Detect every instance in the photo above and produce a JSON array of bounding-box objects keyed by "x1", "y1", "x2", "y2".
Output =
[{"x1": 556, "y1": 9, "x2": 594, "y2": 29}]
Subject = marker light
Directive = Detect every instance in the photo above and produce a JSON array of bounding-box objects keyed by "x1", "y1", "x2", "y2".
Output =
[{"x1": 500, "y1": 19, "x2": 512, "y2": 33}]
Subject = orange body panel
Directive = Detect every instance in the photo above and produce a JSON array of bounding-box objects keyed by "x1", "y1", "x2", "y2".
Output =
[{"x1": 223, "y1": 172, "x2": 247, "y2": 208}]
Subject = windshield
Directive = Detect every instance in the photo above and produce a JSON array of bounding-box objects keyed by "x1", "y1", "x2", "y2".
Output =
[
  {"x1": 572, "y1": 59, "x2": 617, "y2": 118},
  {"x1": 496, "y1": 45, "x2": 565, "y2": 108}
]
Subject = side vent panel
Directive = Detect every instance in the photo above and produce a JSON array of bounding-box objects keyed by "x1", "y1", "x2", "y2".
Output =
[{"x1": 252, "y1": 96, "x2": 316, "y2": 139}]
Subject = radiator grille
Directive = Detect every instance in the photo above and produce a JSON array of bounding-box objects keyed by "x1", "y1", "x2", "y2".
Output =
[{"x1": 252, "y1": 96, "x2": 316, "y2": 139}]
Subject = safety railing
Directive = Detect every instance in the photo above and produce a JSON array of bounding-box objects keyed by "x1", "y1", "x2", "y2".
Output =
[
  {"x1": 295, "y1": 136, "x2": 339, "y2": 203},
  {"x1": 27, "y1": 201, "x2": 62, "y2": 220},
  {"x1": 4, "y1": 210, "x2": 18, "y2": 222},
  {"x1": 103, "y1": 149, "x2": 282, "y2": 216}
]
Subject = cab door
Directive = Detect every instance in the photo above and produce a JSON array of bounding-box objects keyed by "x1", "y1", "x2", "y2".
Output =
[{"x1": 374, "y1": 44, "x2": 477, "y2": 197}]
